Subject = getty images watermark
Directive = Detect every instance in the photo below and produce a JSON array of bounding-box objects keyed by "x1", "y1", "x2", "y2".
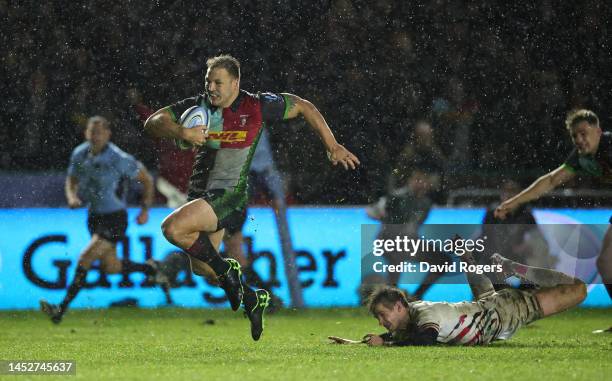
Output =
[
  {"x1": 360, "y1": 223, "x2": 604, "y2": 285},
  {"x1": 370, "y1": 235, "x2": 502, "y2": 275}
]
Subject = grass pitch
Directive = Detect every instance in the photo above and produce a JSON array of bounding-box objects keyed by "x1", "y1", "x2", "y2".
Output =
[{"x1": 1, "y1": 307, "x2": 611, "y2": 381}]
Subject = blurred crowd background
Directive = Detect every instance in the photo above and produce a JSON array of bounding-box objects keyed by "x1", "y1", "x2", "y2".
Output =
[{"x1": 3, "y1": 0, "x2": 612, "y2": 205}]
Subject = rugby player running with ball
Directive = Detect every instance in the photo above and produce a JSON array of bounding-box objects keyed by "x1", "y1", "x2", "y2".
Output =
[{"x1": 144, "y1": 55, "x2": 359, "y2": 340}]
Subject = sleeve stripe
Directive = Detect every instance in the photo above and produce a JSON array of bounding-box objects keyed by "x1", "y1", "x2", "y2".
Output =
[
  {"x1": 561, "y1": 163, "x2": 576, "y2": 173},
  {"x1": 165, "y1": 106, "x2": 178, "y2": 122},
  {"x1": 281, "y1": 94, "x2": 290, "y2": 120},
  {"x1": 419, "y1": 323, "x2": 440, "y2": 331}
]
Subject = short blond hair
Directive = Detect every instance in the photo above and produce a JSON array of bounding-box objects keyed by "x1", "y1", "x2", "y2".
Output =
[
  {"x1": 565, "y1": 109, "x2": 599, "y2": 131},
  {"x1": 367, "y1": 286, "x2": 410, "y2": 316},
  {"x1": 206, "y1": 54, "x2": 240, "y2": 79}
]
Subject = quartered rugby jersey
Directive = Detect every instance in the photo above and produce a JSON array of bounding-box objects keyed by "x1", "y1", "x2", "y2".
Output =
[
  {"x1": 167, "y1": 90, "x2": 288, "y2": 197},
  {"x1": 563, "y1": 131, "x2": 612, "y2": 184}
]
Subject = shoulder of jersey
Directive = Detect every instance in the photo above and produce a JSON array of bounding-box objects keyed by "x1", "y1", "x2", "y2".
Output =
[
  {"x1": 72, "y1": 142, "x2": 90, "y2": 156},
  {"x1": 108, "y1": 143, "x2": 134, "y2": 159},
  {"x1": 257, "y1": 91, "x2": 282, "y2": 103}
]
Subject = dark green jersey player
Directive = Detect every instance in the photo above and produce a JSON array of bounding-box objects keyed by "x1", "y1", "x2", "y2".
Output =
[
  {"x1": 495, "y1": 109, "x2": 612, "y2": 332},
  {"x1": 145, "y1": 54, "x2": 360, "y2": 341},
  {"x1": 563, "y1": 130, "x2": 612, "y2": 182}
]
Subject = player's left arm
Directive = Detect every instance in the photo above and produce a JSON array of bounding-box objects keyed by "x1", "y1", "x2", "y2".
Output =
[
  {"x1": 364, "y1": 328, "x2": 439, "y2": 347},
  {"x1": 281, "y1": 93, "x2": 360, "y2": 170},
  {"x1": 135, "y1": 166, "x2": 154, "y2": 225}
]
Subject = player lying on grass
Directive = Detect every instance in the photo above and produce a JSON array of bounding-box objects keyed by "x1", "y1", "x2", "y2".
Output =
[{"x1": 329, "y1": 251, "x2": 586, "y2": 346}]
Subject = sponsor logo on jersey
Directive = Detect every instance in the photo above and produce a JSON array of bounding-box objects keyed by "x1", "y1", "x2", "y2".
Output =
[{"x1": 208, "y1": 130, "x2": 248, "y2": 142}]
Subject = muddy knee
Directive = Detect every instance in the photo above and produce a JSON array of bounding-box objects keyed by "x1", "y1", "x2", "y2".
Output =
[{"x1": 573, "y1": 279, "x2": 587, "y2": 304}]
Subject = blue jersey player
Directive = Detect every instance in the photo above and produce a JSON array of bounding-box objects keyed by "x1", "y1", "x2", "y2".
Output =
[{"x1": 40, "y1": 116, "x2": 160, "y2": 324}]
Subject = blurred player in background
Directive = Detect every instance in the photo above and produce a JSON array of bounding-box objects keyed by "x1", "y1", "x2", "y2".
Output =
[
  {"x1": 363, "y1": 120, "x2": 447, "y2": 299},
  {"x1": 126, "y1": 86, "x2": 196, "y2": 203},
  {"x1": 495, "y1": 109, "x2": 612, "y2": 332},
  {"x1": 365, "y1": 169, "x2": 447, "y2": 299},
  {"x1": 388, "y1": 119, "x2": 446, "y2": 200},
  {"x1": 330, "y1": 251, "x2": 586, "y2": 346},
  {"x1": 40, "y1": 116, "x2": 165, "y2": 324},
  {"x1": 144, "y1": 54, "x2": 359, "y2": 340},
  {"x1": 479, "y1": 180, "x2": 552, "y2": 289}
]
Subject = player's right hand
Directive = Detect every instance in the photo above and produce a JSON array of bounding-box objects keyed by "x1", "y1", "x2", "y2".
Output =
[
  {"x1": 494, "y1": 201, "x2": 515, "y2": 220},
  {"x1": 364, "y1": 334, "x2": 384, "y2": 346},
  {"x1": 179, "y1": 125, "x2": 208, "y2": 146},
  {"x1": 327, "y1": 144, "x2": 360, "y2": 170}
]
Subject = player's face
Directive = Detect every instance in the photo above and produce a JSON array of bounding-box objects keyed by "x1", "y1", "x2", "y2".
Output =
[
  {"x1": 374, "y1": 302, "x2": 407, "y2": 332},
  {"x1": 205, "y1": 67, "x2": 239, "y2": 108},
  {"x1": 85, "y1": 121, "x2": 111, "y2": 154},
  {"x1": 570, "y1": 121, "x2": 602, "y2": 155}
]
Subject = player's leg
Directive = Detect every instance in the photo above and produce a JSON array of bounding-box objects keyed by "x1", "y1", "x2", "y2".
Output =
[
  {"x1": 492, "y1": 254, "x2": 586, "y2": 317},
  {"x1": 162, "y1": 199, "x2": 231, "y2": 274},
  {"x1": 224, "y1": 228, "x2": 266, "y2": 287},
  {"x1": 593, "y1": 223, "x2": 612, "y2": 333},
  {"x1": 491, "y1": 253, "x2": 577, "y2": 287},
  {"x1": 99, "y1": 250, "x2": 158, "y2": 278},
  {"x1": 187, "y1": 255, "x2": 219, "y2": 284},
  {"x1": 596, "y1": 225, "x2": 612, "y2": 300},
  {"x1": 224, "y1": 211, "x2": 284, "y2": 313},
  {"x1": 224, "y1": 230, "x2": 248, "y2": 267},
  {"x1": 40, "y1": 210, "x2": 130, "y2": 322},
  {"x1": 220, "y1": 208, "x2": 271, "y2": 340},
  {"x1": 40, "y1": 234, "x2": 112, "y2": 323},
  {"x1": 461, "y1": 250, "x2": 495, "y2": 300},
  {"x1": 97, "y1": 247, "x2": 173, "y2": 303},
  {"x1": 161, "y1": 198, "x2": 244, "y2": 309},
  {"x1": 533, "y1": 281, "x2": 587, "y2": 317},
  {"x1": 63, "y1": 236, "x2": 113, "y2": 311},
  {"x1": 204, "y1": 228, "x2": 246, "y2": 310}
]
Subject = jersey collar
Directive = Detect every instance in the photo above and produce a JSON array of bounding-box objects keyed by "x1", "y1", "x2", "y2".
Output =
[
  {"x1": 202, "y1": 90, "x2": 244, "y2": 113},
  {"x1": 87, "y1": 143, "x2": 110, "y2": 157},
  {"x1": 228, "y1": 90, "x2": 245, "y2": 112}
]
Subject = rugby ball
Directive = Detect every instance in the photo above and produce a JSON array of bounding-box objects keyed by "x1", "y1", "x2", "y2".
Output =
[{"x1": 175, "y1": 105, "x2": 210, "y2": 150}]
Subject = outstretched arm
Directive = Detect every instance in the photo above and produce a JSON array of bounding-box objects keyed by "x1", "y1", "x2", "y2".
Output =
[
  {"x1": 281, "y1": 93, "x2": 360, "y2": 170},
  {"x1": 362, "y1": 329, "x2": 438, "y2": 347},
  {"x1": 494, "y1": 165, "x2": 575, "y2": 219}
]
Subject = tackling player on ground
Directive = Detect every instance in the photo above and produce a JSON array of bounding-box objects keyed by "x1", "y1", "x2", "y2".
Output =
[
  {"x1": 144, "y1": 55, "x2": 359, "y2": 340},
  {"x1": 330, "y1": 250, "x2": 586, "y2": 346}
]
